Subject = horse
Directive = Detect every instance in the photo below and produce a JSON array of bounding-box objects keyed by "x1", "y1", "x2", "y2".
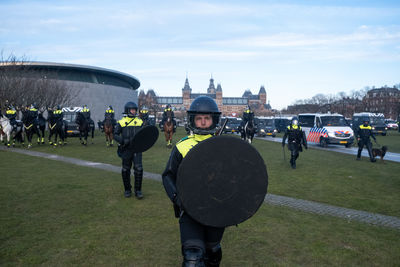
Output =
[
  {"x1": 163, "y1": 110, "x2": 174, "y2": 148},
  {"x1": 0, "y1": 116, "x2": 13, "y2": 147},
  {"x1": 21, "y1": 110, "x2": 42, "y2": 148},
  {"x1": 75, "y1": 112, "x2": 91, "y2": 145},
  {"x1": 0, "y1": 116, "x2": 23, "y2": 147},
  {"x1": 242, "y1": 119, "x2": 256, "y2": 144},
  {"x1": 103, "y1": 116, "x2": 114, "y2": 146},
  {"x1": 47, "y1": 111, "x2": 65, "y2": 146},
  {"x1": 37, "y1": 111, "x2": 47, "y2": 144}
]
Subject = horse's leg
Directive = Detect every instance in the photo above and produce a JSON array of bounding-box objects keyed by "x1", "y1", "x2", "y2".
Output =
[
  {"x1": 48, "y1": 130, "x2": 53, "y2": 145},
  {"x1": 105, "y1": 129, "x2": 109, "y2": 146},
  {"x1": 40, "y1": 126, "x2": 45, "y2": 144}
]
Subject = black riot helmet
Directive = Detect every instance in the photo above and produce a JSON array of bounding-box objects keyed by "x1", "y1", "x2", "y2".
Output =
[
  {"x1": 124, "y1": 101, "x2": 138, "y2": 117},
  {"x1": 187, "y1": 96, "x2": 221, "y2": 135}
]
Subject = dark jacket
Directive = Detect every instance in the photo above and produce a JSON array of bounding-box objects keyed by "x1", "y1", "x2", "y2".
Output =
[{"x1": 114, "y1": 116, "x2": 143, "y2": 157}]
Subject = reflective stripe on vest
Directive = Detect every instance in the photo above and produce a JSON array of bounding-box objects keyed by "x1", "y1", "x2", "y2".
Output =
[
  {"x1": 118, "y1": 117, "x2": 143, "y2": 127},
  {"x1": 359, "y1": 125, "x2": 372, "y2": 130},
  {"x1": 288, "y1": 125, "x2": 301, "y2": 130},
  {"x1": 6, "y1": 110, "x2": 16, "y2": 115}
]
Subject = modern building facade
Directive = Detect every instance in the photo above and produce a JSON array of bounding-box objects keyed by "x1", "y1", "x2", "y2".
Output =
[{"x1": 0, "y1": 62, "x2": 140, "y2": 123}]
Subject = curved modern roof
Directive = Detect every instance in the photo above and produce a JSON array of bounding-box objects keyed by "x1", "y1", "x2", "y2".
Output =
[{"x1": 0, "y1": 61, "x2": 140, "y2": 90}]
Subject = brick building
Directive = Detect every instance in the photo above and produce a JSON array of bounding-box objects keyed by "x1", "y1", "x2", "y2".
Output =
[
  {"x1": 363, "y1": 87, "x2": 400, "y2": 119},
  {"x1": 139, "y1": 76, "x2": 270, "y2": 117}
]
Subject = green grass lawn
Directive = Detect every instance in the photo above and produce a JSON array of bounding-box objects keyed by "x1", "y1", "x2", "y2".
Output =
[
  {"x1": 1, "y1": 128, "x2": 400, "y2": 266},
  {"x1": 18, "y1": 128, "x2": 400, "y2": 217},
  {"x1": 1, "y1": 151, "x2": 399, "y2": 266}
]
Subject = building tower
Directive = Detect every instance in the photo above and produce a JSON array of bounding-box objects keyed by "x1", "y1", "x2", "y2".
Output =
[
  {"x1": 207, "y1": 75, "x2": 216, "y2": 94},
  {"x1": 259, "y1": 85, "x2": 267, "y2": 108},
  {"x1": 182, "y1": 77, "x2": 192, "y2": 110}
]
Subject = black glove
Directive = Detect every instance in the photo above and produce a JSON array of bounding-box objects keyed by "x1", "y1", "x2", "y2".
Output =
[
  {"x1": 173, "y1": 194, "x2": 183, "y2": 218},
  {"x1": 282, "y1": 143, "x2": 285, "y2": 147},
  {"x1": 304, "y1": 145, "x2": 308, "y2": 150}
]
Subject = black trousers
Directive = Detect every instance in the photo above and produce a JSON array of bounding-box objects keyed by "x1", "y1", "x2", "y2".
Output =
[
  {"x1": 121, "y1": 152, "x2": 143, "y2": 192},
  {"x1": 288, "y1": 142, "x2": 301, "y2": 164},
  {"x1": 357, "y1": 139, "x2": 373, "y2": 160}
]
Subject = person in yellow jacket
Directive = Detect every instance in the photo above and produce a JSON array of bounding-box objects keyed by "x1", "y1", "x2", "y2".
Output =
[
  {"x1": 355, "y1": 119, "x2": 376, "y2": 162},
  {"x1": 162, "y1": 96, "x2": 224, "y2": 266},
  {"x1": 114, "y1": 101, "x2": 144, "y2": 199}
]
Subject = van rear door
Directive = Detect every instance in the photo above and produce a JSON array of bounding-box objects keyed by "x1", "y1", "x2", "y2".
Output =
[{"x1": 298, "y1": 114, "x2": 315, "y2": 139}]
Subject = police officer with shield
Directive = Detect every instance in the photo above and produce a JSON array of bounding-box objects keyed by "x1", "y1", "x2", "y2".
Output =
[
  {"x1": 162, "y1": 96, "x2": 225, "y2": 266},
  {"x1": 282, "y1": 116, "x2": 307, "y2": 169},
  {"x1": 355, "y1": 119, "x2": 376, "y2": 162},
  {"x1": 114, "y1": 102, "x2": 145, "y2": 199}
]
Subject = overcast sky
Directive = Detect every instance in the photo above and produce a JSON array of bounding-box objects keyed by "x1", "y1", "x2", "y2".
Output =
[{"x1": 1, "y1": 0, "x2": 399, "y2": 109}]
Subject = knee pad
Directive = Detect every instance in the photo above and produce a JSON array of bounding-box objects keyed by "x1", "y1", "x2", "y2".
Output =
[
  {"x1": 133, "y1": 165, "x2": 143, "y2": 173},
  {"x1": 182, "y1": 247, "x2": 205, "y2": 267}
]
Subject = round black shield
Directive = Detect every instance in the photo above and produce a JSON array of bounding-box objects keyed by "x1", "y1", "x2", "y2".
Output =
[
  {"x1": 131, "y1": 125, "x2": 159, "y2": 153},
  {"x1": 177, "y1": 135, "x2": 268, "y2": 227}
]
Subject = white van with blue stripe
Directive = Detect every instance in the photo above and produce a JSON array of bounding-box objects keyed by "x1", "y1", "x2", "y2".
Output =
[{"x1": 298, "y1": 113, "x2": 354, "y2": 148}]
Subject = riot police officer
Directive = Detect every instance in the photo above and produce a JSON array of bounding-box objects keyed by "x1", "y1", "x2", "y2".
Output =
[
  {"x1": 114, "y1": 102, "x2": 144, "y2": 199},
  {"x1": 355, "y1": 119, "x2": 376, "y2": 162},
  {"x1": 282, "y1": 116, "x2": 307, "y2": 169},
  {"x1": 162, "y1": 96, "x2": 224, "y2": 266},
  {"x1": 159, "y1": 104, "x2": 177, "y2": 132}
]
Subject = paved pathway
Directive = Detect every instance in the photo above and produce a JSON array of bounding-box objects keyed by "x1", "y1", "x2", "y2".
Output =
[
  {"x1": 259, "y1": 136, "x2": 400, "y2": 163},
  {"x1": 1, "y1": 146, "x2": 400, "y2": 230}
]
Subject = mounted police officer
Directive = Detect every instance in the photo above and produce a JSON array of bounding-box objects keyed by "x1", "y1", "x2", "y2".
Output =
[
  {"x1": 139, "y1": 106, "x2": 150, "y2": 126},
  {"x1": 159, "y1": 104, "x2": 177, "y2": 132},
  {"x1": 81, "y1": 105, "x2": 91, "y2": 120},
  {"x1": 5, "y1": 104, "x2": 18, "y2": 131},
  {"x1": 53, "y1": 105, "x2": 64, "y2": 122},
  {"x1": 28, "y1": 103, "x2": 41, "y2": 144},
  {"x1": 355, "y1": 119, "x2": 376, "y2": 162},
  {"x1": 114, "y1": 101, "x2": 145, "y2": 199},
  {"x1": 162, "y1": 96, "x2": 225, "y2": 266},
  {"x1": 239, "y1": 105, "x2": 254, "y2": 137},
  {"x1": 282, "y1": 116, "x2": 307, "y2": 169},
  {"x1": 104, "y1": 105, "x2": 116, "y2": 127}
]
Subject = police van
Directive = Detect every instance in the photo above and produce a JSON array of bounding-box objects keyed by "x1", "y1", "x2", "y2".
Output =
[
  {"x1": 298, "y1": 113, "x2": 354, "y2": 148},
  {"x1": 62, "y1": 107, "x2": 82, "y2": 136},
  {"x1": 352, "y1": 112, "x2": 387, "y2": 136}
]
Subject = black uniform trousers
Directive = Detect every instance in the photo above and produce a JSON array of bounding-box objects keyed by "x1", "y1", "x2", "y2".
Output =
[
  {"x1": 357, "y1": 139, "x2": 374, "y2": 160},
  {"x1": 121, "y1": 152, "x2": 143, "y2": 192},
  {"x1": 288, "y1": 142, "x2": 301, "y2": 165}
]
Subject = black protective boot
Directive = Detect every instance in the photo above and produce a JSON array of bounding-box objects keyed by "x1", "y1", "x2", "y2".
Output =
[
  {"x1": 134, "y1": 169, "x2": 143, "y2": 199},
  {"x1": 205, "y1": 244, "x2": 222, "y2": 267},
  {"x1": 290, "y1": 156, "x2": 296, "y2": 169},
  {"x1": 122, "y1": 168, "x2": 132, "y2": 198}
]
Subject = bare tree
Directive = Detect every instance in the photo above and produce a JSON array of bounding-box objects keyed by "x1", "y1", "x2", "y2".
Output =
[{"x1": 0, "y1": 51, "x2": 77, "y2": 110}]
